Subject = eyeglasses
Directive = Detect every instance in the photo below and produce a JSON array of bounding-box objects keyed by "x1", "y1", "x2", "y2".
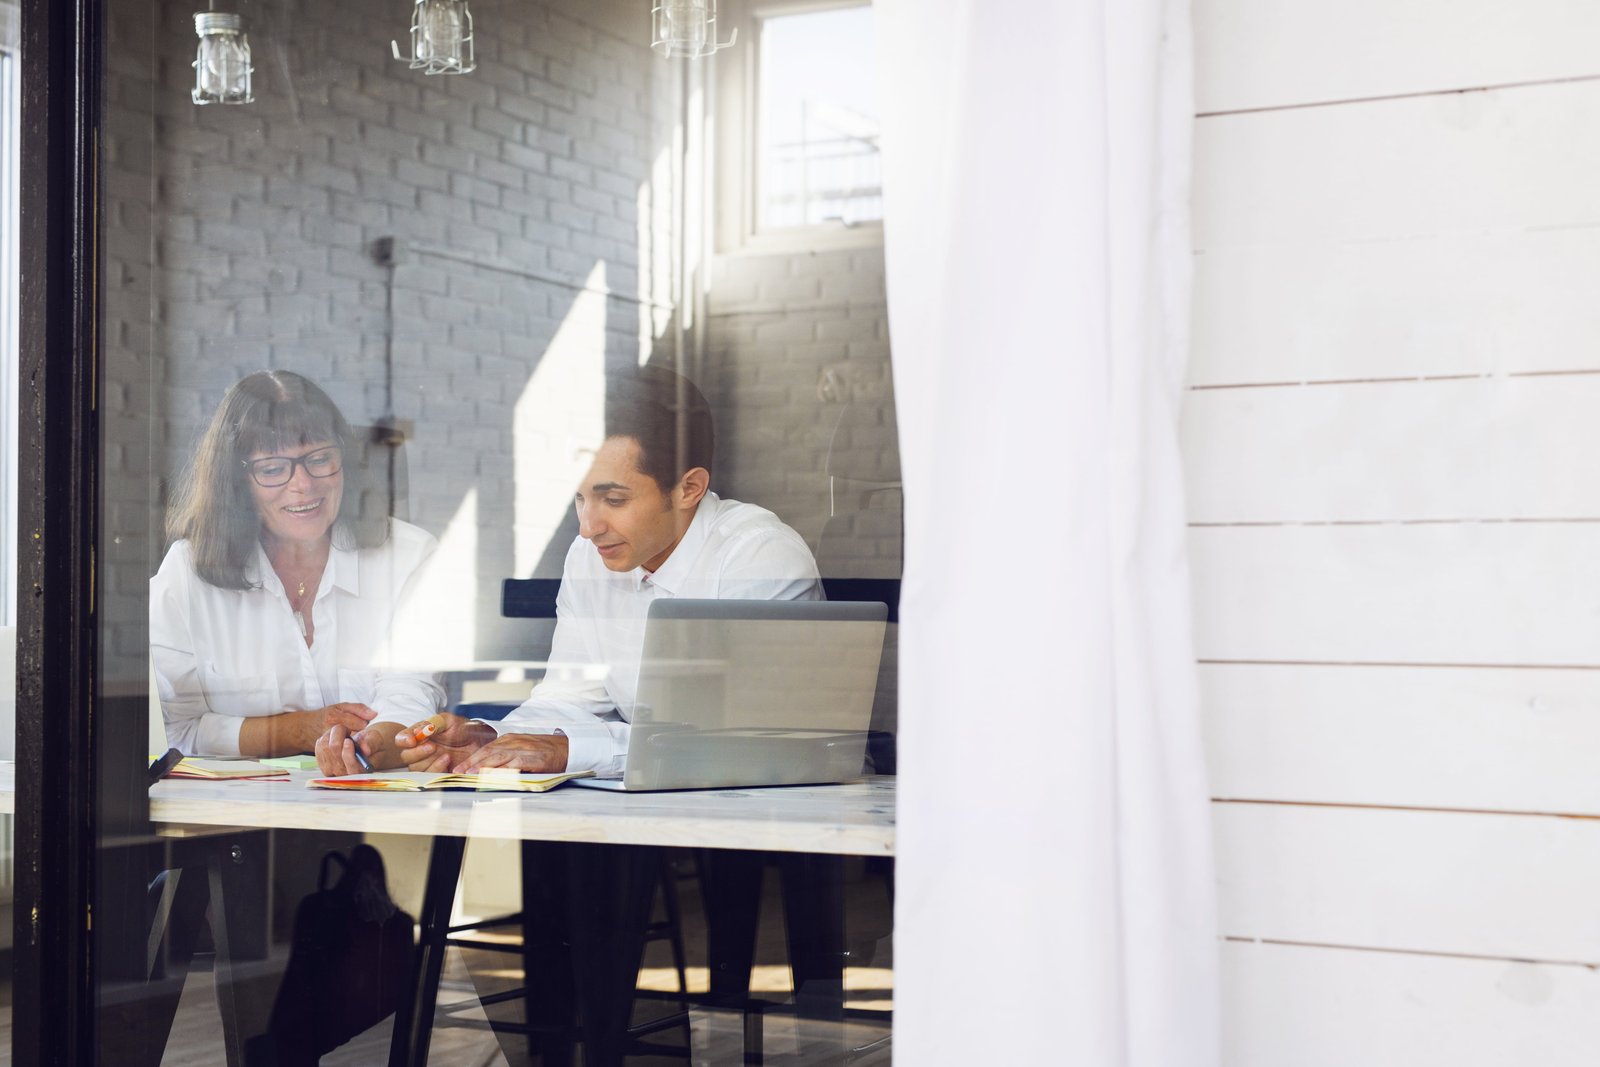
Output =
[{"x1": 244, "y1": 446, "x2": 344, "y2": 488}]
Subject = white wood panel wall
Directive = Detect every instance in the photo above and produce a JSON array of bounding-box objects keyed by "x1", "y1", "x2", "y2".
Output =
[{"x1": 1192, "y1": 4, "x2": 1600, "y2": 1062}]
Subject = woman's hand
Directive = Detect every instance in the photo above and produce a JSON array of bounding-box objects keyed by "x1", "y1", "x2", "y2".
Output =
[
  {"x1": 314, "y1": 722, "x2": 393, "y2": 776},
  {"x1": 393, "y1": 712, "x2": 499, "y2": 773},
  {"x1": 241, "y1": 703, "x2": 377, "y2": 759},
  {"x1": 456, "y1": 733, "x2": 570, "y2": 774},
  {"x1": 295, "y1": 703, "x2": 377, "y2": 754}
]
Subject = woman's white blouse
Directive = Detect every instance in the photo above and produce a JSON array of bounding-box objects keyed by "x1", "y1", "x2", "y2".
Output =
[{"x1": 150, "y1": 520, "x2": 446, "y2": 757}]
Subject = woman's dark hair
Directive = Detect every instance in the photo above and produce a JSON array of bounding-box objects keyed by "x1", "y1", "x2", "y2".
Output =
[
  {"x1": 166, "y1": 370, "x2": 388, "y2": 589},
  {"x1": 604, "y1": 365, "x2": 715, "y2": 493}
]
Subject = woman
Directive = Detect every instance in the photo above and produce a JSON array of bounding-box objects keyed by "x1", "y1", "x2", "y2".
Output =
[{"x1": 151, "y1": 370, "x2": 444, "y2": 758}]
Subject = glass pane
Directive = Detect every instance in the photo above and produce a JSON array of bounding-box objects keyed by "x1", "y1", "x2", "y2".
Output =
[
  {"x1": 757, "y1": 4, "x2": 882, "y2": 231},
  {"x1": 79, "y1": 0, "x2": 897, "y2": 1061}
]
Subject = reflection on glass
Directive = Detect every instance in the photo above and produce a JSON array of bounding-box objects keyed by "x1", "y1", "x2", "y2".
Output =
[{"x1": 191, "y1": 11, "x2": 253, "y2": 106}]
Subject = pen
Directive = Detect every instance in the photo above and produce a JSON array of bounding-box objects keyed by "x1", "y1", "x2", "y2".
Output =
[{"x1": 351, "y1": 742, "x2": 374, "y2": 774}]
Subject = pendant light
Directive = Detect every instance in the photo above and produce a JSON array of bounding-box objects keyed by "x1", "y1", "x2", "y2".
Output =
[
  {"x1": 651, "y1": 0, "x2": 736, "y2": 59},
  {"x1": 392, "y1": 0, "x2": 476, "y2": 76},
  {"x1": 191, "y1": 9, "x2": 254, "y2": 104}
]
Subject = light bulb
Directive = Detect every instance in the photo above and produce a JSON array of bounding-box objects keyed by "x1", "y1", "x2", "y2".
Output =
[
  {"x1": 394, "y1": 0, "x2": 475, "y2": 75},
  {"x1": 419, "y1": 0, "x2": 464, "y2": 61},
  {"x1": 651, "y1": 0, "x2": 733, "y2": 59},
  {"x1": 192, "y1": 12, "x2": 254, "y2": 105},
  {"x1": 663, "y1": 0, "x2": 708, "y2": 53}
]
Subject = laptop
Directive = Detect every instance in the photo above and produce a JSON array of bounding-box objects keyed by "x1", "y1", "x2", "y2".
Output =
[{"x1": 572, "y1": 598, "x2": 888, "y2": 792}]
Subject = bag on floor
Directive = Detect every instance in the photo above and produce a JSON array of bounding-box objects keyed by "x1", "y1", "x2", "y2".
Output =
[{"x1": 248, "y1": 843, "x2": 415, "y2": 1066}]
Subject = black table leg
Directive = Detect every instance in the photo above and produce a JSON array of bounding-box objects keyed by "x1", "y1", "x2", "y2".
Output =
[
  {"x1": 563, "y1": 842, "x2": 661, "y2": 1067},
  {"x1": 778, "y1": 854, "x2": 847, "y2": 1022},
  {"x1": 388, "y1": 834, "x2": 466, "y2": 1067},
  {"x1": 698, "y1": 849, "x2": 766, "y2": 1009},
  {"x1": 512, "y1": 839, "x2": 575, "y2": 1065}
]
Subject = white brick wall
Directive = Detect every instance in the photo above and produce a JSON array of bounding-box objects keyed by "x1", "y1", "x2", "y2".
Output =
[
  {"x1": 103, "y1": 0, "x2": 679, "y2": 666},
  {"x1": 704, "y1": 246, "x2": 897, "y2": 558}
]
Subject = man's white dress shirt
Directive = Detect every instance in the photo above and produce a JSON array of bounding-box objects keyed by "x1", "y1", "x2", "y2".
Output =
[
  {"x1": 496, "y1": 493, "x2": 822, "y2": 777},
  {"x1": 150, "y1": 519, "x2": 446, "y2": 757}
]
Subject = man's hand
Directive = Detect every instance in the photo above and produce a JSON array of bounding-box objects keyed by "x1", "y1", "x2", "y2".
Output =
[
  {"x1": 393, "y1": 712, "x2": 498, "y2": 773},
  {"x1": 457, "y1": 732, "x2": 570, "y2": 774}
]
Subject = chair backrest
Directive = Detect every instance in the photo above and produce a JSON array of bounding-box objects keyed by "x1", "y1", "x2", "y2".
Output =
[
  {"x1": 501, "y1": 578, "x2": 562, "y2": 618},
  {"x1": 500, "y1": 577, "x2": 897, "y2": 622}
]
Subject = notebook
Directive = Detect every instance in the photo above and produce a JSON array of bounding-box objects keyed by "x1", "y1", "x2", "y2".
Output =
[
  {"x1": 307, "y1": 769, "x2": 594, "y2": 793},
  {"x1": 571, "y1": 597, "x2": 888, "y2": 792},
  {"x1": 164, "y1": 758, "x2": 290, "y2": 781}
]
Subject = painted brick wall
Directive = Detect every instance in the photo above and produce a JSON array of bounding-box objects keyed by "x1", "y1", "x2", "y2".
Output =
[{"x1": 703, "y1": 244, "x2": 899, "y2": 570}]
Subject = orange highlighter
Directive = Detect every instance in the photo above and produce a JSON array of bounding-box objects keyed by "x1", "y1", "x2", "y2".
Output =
[{"x1": 404, "y1": 714, "x2": 449, "y2": 745}]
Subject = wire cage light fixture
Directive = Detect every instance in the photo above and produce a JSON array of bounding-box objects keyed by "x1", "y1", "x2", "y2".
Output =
[
  {"x1": 652, "y1": 0, "x2": 736, "y2": 59},
  {"x1": 191, "y1": 10, "x2": 254, "y2": 104},
  {"x1": 392, "y1": 0, "x2": 476, "y2": 75}
]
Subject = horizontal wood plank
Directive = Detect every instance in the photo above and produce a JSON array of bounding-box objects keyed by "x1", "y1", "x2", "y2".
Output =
[
  {"x1": 1201, "y1": 663, "x2": 1600, "y2": 815},
  {"x1": 1222, "y1": 940, "x2": 1600, "y2": 1067},
  {"x1": 1191, "y1": 225, "x2": 1600, "y2": 385},
  {"x1": 1182, "y1": 375, "x2": 1600, "y2": 523},
  {"x1": 1215, "y1": 803, "x2": 1600, "y2": 963},
  {"x1": 1188, "y1": 524, "x2": 1600, "y2": 665},
  {"x1": 1195, "y1": 81, "x2": 1600, "y2": 251},
  {"x1": 1196, "y1": 0, "x2": 1600, "y2": 114}
]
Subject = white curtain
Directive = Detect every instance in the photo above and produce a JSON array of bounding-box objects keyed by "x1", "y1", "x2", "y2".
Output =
[{"x1": 876, "y1": 1, "x2": 1219, "y2": 1064}]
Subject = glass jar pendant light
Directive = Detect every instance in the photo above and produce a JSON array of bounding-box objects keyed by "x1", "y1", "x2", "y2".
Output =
[
  {"x1": 191, "y1": 10, "x2": 254, "y2": 105},
  {"x1": 651, "y1": 0, "x2": 736, "y2": 59},
  {"x1": 392, "y1": 0, "x2": 476, "y2": 75}
]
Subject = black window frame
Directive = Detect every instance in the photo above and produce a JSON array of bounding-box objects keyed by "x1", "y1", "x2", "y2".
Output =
[{"x1": 14, "y1": 0, "x2": 113, "y2": 1059}]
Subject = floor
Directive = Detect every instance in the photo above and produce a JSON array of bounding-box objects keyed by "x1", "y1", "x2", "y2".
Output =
[{"x1": 0, "y1": 855, "x2": 893, "y2": 1065}]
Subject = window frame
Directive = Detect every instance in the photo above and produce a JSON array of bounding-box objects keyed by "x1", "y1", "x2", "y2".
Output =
[{"x1": 713, "y1": 0, "x2": 883, "y2": 256}]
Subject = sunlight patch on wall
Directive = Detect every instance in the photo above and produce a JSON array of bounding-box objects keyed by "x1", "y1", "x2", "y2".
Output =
[
  {"x1": 396, "y1": 485, "x2": 478, "y2": 668},
  {"x1": 513, "y1": 261, "x2": 608, "y2": 575}
]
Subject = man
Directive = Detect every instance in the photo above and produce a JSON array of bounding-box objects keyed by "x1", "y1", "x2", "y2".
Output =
[
  {"x1": 316, "y1": 365, "x2": 822, "y2": 776},
  {"x1": 316, "y1": 369, "x2": 844, "y2": 1057}
]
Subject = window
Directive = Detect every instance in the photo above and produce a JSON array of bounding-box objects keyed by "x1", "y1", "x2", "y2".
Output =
[
  {"x1": 717, "y1": 0, "x2": 882, "y2": 251},
  {"x1": 0, "y1": 4, "x2": 17, "y2": 625},
  {"x1": 756, "y1": 3, "x2": 879, "y2": 231}
]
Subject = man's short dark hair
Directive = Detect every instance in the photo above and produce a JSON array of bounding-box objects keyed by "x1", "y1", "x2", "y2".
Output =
[{"x1": 605, "y1": 366, "x2": 714, "y2": 493}]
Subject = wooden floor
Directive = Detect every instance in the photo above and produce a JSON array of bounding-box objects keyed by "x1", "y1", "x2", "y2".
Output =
[{"x1": 0, "y1": 860, "x2": 892, "y2": 1065}]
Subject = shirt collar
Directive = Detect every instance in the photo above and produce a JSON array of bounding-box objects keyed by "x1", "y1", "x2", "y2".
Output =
[
  {"x1": 245, "y1": 537, "x2": 359, "y2": 597},
  {"x1": 633, "y1": 492, "x2": 719, "y2": 595}
]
